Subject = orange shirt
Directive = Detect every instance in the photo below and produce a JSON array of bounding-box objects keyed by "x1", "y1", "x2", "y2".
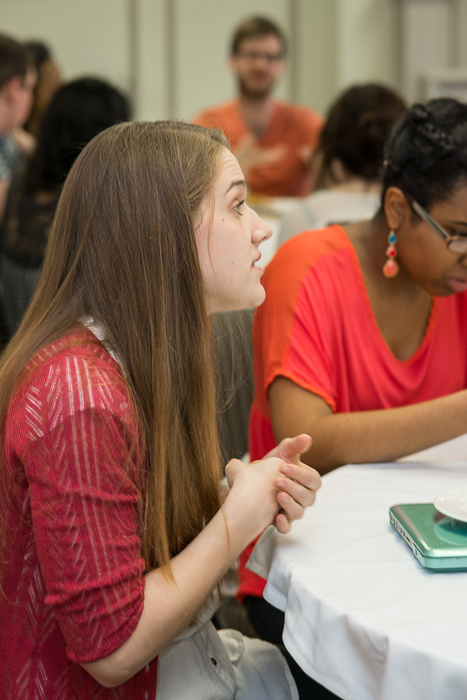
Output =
[
  {"x1": 238, "y1": 224, "x2": 467, "y2": 601},
  {"x1": 193, "y1": 99, "x2": 323, "y2": 197}
]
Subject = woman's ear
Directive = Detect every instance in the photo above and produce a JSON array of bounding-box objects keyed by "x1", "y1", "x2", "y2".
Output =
[
  {"x1": 384, "y1": 187, "x2": 412, "y2": 230},
  {"x1": 330, "y1": 158, "x2": 346, "y2": 184}
]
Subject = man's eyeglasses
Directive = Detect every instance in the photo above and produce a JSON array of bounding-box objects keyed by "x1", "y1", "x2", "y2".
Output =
[
  {"x1": 404, "y1": 192, "x2": 467, "y2": 254},
  {"x1": 236, "y1": 51, "x2": 283, "y2": 64}
]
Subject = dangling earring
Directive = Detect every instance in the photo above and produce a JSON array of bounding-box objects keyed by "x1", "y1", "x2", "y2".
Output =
[{"x1": 383, "y1": 230, "x2": 399, "y2": 278}]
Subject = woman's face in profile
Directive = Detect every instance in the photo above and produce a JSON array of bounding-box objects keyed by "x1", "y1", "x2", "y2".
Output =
[
  {"x1": 397, "y1": 182, "x2": 467, "y2": 297},
  {"x1": 195, "y1": 148, "x2": 272, "y2": 313}
]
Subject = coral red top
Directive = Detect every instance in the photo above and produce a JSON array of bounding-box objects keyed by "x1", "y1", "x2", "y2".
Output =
[
  {"x1": 238, "y1": 225, "x2": 467, "y2": 601},
  {"x1": 193, "y1": 99, "x2": 323, "y2": 197},
  {"x1": 0, "y1": 332, "x2": 157, "y2": 699}
]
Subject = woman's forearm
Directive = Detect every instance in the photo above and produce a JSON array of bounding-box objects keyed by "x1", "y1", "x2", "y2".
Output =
[
  {"x1": 270, "y1": 379, "x2": 467, "y2": 474},
  {"x1": 304, "y1": 397, "x2": 467, "y2": 472},
  {"x1": 82, "y1": 496, "x2": 252, "y2": 687},
  {"x1": 82, "y1": 453, "x2": 320, "y2": 688}
]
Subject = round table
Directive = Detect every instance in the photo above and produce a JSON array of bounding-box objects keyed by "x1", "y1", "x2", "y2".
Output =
[{"x1": 248, "y1": 439, "x2": 467, "y2": 700}]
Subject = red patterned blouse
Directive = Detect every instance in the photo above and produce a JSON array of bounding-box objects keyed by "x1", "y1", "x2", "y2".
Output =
[{"x1": 0, "y1": 331, "x2": 157, "y2": 699}]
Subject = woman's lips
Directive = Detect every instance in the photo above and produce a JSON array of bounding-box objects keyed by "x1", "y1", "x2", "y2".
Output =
[{"x1": 447, "y1": 278, "x2": 467, "y2": 293}]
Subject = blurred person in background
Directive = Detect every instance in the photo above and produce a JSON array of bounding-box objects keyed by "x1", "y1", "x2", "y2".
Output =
[
  {"x1": 23, "y1": 40, "x2": 62, "y2": 138},
  {"x1": 278, "y1": 83, "x2": 407, "y2": 246},
  {"x1": 0, "y1": 77, "x2": 130, "y2": 336},
  {"x1": 0, "y1": 33, "x2": 36, "y2": 221},
  {"x1": 194, "y1": 16, "x2": 323, "y2": 197}
]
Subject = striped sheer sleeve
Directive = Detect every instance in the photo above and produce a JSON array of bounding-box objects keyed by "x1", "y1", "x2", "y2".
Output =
[{"x1": 9, "y1": 347, "x2": 146, "y2": 664}]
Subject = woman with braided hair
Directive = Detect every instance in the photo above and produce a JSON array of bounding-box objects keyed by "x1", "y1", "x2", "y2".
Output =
[{"x1": 238, "y1": 97, "x2": 467, "y2": 633}]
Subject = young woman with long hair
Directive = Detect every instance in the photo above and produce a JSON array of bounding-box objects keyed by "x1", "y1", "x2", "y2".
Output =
[{"x1": 0, "y1": 121, "x2": 320, "y2": 699}]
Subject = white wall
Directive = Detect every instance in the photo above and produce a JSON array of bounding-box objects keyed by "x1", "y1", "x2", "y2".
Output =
[
  {"x1": 1, "y1": 0, "x2": 403, "y2": 123},
  {"x1": 295, "y1": 0, "x2": 338, "y2": 114},
  {"x1": 393, "y1": 0, "x2": 467, "y2": 104},
  {"x1": 337, "y1": 0, "x2": 399, "y2": 90},
  {"x1": 137, "y1": 0, "x2": 167, "y2": 120},
  {"x1": 1, "y1": 0, "x2": 131, "y2": 93},
  {"x1": 295, "y1": 0, "x2": 400, "y2": 115}
]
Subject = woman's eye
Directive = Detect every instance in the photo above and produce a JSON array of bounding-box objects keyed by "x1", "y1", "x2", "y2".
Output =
[{"x1": 234, "y1": 199, "x2": 245, "y2": 215}]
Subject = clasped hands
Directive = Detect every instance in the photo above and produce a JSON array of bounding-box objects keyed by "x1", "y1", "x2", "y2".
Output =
[{"x1": 225, "y1": 434, "x2": 321, "y2": 536}]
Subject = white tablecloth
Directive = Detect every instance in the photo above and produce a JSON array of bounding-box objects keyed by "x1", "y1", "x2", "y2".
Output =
[{"x1": 248, "y1": 447, "x2": 467, "y2": 700}]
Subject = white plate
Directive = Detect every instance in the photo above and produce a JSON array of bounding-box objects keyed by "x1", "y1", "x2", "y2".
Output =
[{"x1": 434, "y1": 486, "x2": 467, "y2": 522}]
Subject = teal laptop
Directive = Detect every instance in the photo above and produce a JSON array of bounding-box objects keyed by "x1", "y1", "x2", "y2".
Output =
[{"x1": 389, "y1": 503, "x2": 467, "y2": 571}]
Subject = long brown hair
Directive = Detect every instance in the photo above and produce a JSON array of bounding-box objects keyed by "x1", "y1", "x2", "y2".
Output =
[{"x1": 0, "y1": 120, "x2": 229, "y2": 582}]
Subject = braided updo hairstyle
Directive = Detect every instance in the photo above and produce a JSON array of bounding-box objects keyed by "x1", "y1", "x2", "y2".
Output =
[
  {"x1": 314, "y1": 83, "x2": 406, "y2": 190},
  {"x1": 383, "y1": 98, "x2": 467, "y2": 209}
]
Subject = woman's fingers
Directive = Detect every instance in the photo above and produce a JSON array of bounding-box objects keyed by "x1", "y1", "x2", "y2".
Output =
[
  {"x1": 282, "y1": 433, "x2": 312, "y2": 458},
  {"x1": 273, "y1": 475, "x2": 317, "y2": 509},
  {"x1": 276, "y1": 489, "x2": 306, "y2": 522},
  {"x1": 226, "y1": 455, "x2": 320, "y2": 535},
  {"x1": 279, "y1": 461, "x2": 321, "y2": 492},
  {"x1": 271, "y1": 461, "x2": 320, "y2": 532},
  {"x1": 264, "y1": 433, "x2": 312, "y2": 465},
  {"x1": 274, "y1": 511, "x2": 292, "y2": 535}
]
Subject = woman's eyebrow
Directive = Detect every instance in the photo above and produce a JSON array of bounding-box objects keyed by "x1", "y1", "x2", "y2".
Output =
[
  {"x1": 224, "y1": 179, "x2": 247, "y2": 196},
  {"x1": 449, "y1": 219, "x2": 467, "y2": 227}
]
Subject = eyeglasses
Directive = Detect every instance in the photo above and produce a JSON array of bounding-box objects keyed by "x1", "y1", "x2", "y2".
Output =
[
  {"x1": 404, "y1": 192, "x2": 467, "y2": 254},
  {"x1": 236, "y1": 51, "x2": 283, "y2": 64}
]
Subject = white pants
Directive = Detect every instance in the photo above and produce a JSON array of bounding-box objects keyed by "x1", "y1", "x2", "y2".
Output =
[{"x1": 157, "y1": 617, "x2": 298, "y2": 700}]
